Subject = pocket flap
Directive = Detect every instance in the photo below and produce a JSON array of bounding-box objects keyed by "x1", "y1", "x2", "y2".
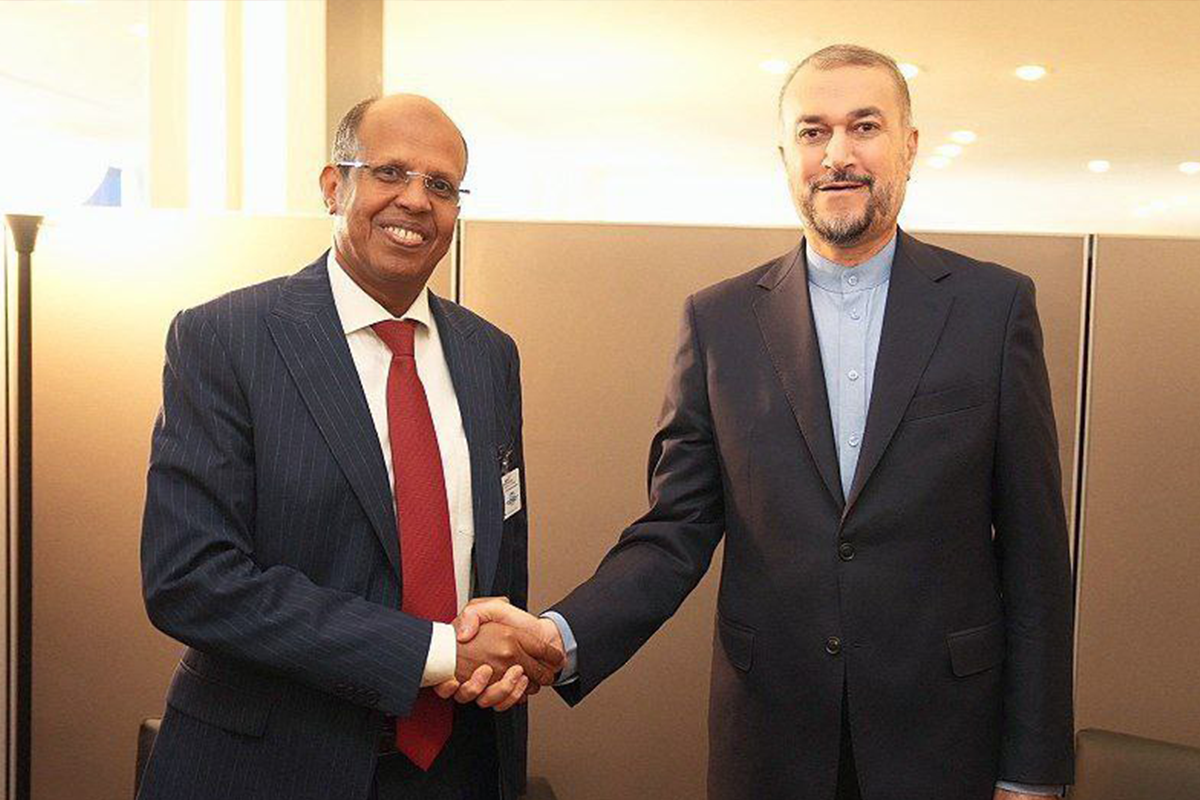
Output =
[
  {"x1": 904, "y1": 382, "x2": 987, "y2": 422},
  {"x1": 165, "y1": 660, "x2": 274, "y2": 737},
  {"x1": 717, "y1": 614, "x2": 754, "y2": 672},
  {"x1": 947, "y1": 618, "x2": 1006, "y2": 677}
]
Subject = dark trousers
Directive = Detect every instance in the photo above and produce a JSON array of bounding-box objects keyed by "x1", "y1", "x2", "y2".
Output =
[
  {"x1": 370, "y1": 703, "x2": 500, "y2": 800},
  {"x1": 836, "y1": 683, "x2": 863, "y2": 800}
]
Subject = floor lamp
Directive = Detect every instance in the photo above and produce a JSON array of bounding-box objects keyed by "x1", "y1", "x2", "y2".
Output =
[{"x1": 5, "y1": 213, "x2": 40, "y2": 800}]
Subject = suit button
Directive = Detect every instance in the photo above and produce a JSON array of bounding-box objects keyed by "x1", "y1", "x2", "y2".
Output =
[
  {"x1": 825, "y1": 636, "x2": 842, "y2": 656},
  {"x1": 838, "y1": 542, "x2": 856, "y2": 561}
]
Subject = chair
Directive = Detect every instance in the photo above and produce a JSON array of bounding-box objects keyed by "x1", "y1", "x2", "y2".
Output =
[{"x1": 1070, "y1": 727, "x2": 1200, "y2": 798}]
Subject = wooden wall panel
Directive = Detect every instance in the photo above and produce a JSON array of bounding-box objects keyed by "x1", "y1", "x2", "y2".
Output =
[
  {"x1": 460, "y1": 222, "x2": 1085, "y2": 799},
  {"x1": 1075, "y1": 235, "x2": 1200, "y2": 748}
]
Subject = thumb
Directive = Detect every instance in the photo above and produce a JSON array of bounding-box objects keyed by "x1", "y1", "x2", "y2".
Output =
[{"x1": 454, "y1": 608, "x2": 481, "y2": 642}]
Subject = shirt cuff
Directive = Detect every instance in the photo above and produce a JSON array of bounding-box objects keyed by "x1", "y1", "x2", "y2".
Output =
[
  {"x1": 995, "y1": 780, "x2": 1066, "y2": 796},
  {"x1": 540, "y1": 611, "x2": 579, "y2": 685},
  {"x1": 419, "y1": 622, "x2": 458, "y2": 687}
]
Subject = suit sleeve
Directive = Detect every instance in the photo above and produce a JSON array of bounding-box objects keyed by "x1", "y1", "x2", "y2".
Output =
[
  {"x1": 551, "y1": 295, "x2": 726, "y2": 704},
  {"x1": 141, "y1": 308, "x2": 431, "y2": 717},
  {"x1": 991, "y1": 275, "x2": 1076, "y2": 784}
]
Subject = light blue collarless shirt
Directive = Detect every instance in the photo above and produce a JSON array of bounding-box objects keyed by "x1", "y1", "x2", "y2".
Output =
[{"x1": 805, "y1": 234, "x2": 895, "y2": 499}]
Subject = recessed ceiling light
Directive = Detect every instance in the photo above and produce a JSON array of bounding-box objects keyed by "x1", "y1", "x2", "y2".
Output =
[
  {"x1": 927, "y1": 156, "x2": 951, "y2": 169},
  {"x1": 1087, "y1": 160, "x2": 1111, "y2": 173},
  {"x1": 898, "y1": 63, "x2": 921, "y2": 80},
  {"x1": 1014, "y1": 65, "x2": 1047, "y2": 81},
  {"x1": 949, "y1": 130, "x2": 977, "y2": 145},
  {"x1": 760, "y1": 59, "x2": 791, "y2": 75},
  {"x1": 1180, "y1": 161, "x2": 1200, "y2": 175},
  {"x1": 935, "y1": 144, "x2": 963, "y2": 158}
]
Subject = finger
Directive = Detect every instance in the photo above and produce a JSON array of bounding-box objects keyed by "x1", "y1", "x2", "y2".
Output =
[
  {"x1": 477, "y1": 665, "x2": 523, "y2": 709},
  {"x1": 455, "y1": 597, "x2": 517, "y2": 641},
  {"x1": 454, "y1": 664, "x2": 492, "y2": 703},
  {"x1": 493, "y1": 674, "x2": 530, "y2": 713},
  {"x1": 467, "y1": 595, "x2": 510, "y2": 606},
  {"x1": 433, "y1": 678, "x2": 460, "y2": 699}
]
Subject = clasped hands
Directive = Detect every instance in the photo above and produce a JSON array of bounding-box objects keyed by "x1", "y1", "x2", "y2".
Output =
[{"x1": 432, "y1": 597, "x2": 564, "y2": 712}]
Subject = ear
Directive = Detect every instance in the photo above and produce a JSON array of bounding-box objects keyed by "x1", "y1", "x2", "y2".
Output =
[
  {"x1": 905, "y1": 126, "x2": 920, "y2": 169},
  {"x1": 318, "y1": 164, "x2": 341, "y2": 214}
]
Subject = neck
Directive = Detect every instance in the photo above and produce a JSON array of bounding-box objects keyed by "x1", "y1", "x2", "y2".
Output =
[
  {"x1": 805, "y1": 224, "x2": 898, "y2": 267},
  {"x1": 331, "y1": 245, "x2": 425, "y2": 318}
]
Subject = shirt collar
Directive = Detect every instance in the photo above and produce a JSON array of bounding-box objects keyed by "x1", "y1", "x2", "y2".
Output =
[
  {"x1": 805, "y1": 232, "x2": 897, "y2": 293},
  {"x1": 326, "y1": 249, "x2": 432, "y2": 335}
]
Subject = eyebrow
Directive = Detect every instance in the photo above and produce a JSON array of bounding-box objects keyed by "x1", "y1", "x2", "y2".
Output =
[
  {"x1": 371, "y1": 157, "x2": 458, "y2": 182},
  {"x1": 797, "y1": 106, "x2": 887, "y2": 125}
]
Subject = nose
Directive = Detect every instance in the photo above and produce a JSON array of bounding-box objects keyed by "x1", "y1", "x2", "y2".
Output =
[
  {"x1": 392, "y1": 176, "x2": 433, "y2": 213},
  {"x1": 822, "y1": 128, "x2": 856, "y2": 173}
]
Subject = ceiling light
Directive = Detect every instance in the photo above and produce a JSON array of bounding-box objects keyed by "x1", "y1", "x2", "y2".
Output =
[
  {"x1": 1014, "y1": 65, "x2": 1047, "y2": 81},
  {"x1": 935, "y1": 144, "x2": 963, "y2": 158},
  {"x1": 128, "y1": 22, "x2": 149, "y2": 38},
  {"x1": 1180, "y1": 161, "x2": 1200, "y2": 175},
  {"x1": 760, "y1": 59, "x2": 790, "y2": 75},
  {"x1": 927, "y1": 156, "x2": 951, "y2": 169},
  {"x1": 1087, "y1": 160, "x2": 1111, "y2": 173},
  {"x1": 898, "y1": 63, "x2": 921, "y2": 80},
  {"x1": 949, "y1": 130, "x2": 977, "y2": 145}
]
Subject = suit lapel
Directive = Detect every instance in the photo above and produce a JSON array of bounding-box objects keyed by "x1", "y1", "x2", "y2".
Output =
[
  {"x1": 431, "y1": 295, "x2": 504, "y2": 597},
  {"x1": 266, "y1": 257, "x2": 401, "y2": 577},
  {"x1": 844, "y1": 231, "x2": 954, "y2": 516},
  {"x1": 753, "y1": 243, "x2": 844, "y2": 510}
]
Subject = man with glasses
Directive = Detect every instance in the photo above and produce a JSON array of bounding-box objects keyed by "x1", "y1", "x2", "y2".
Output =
[{"x1": 139, "y1": 94, "x2": 560, "y2": 800}]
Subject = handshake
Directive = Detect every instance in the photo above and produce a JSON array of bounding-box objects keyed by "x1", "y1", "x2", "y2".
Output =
[{"x1": 431, "y1": 598, "x2": 566, "y2": 712}]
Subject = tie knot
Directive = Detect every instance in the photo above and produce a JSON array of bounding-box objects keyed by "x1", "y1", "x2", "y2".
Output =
[{"x1": 373, "y1": 319, "x2": 417, "y2": 357}]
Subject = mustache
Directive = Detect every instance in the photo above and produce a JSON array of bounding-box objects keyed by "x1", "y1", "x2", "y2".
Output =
[{"x1": 810, "y1": 171, "x2": 875, "y2": 191}]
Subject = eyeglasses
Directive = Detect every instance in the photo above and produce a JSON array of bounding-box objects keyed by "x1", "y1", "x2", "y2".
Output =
[{"x1": 335, "y1": 161, "x2": 470, "y2": 205}]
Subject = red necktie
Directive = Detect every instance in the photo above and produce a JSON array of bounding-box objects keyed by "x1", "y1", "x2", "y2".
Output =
[{"x1": 373, "y1": 320, "x2": 456, "y2": 771}]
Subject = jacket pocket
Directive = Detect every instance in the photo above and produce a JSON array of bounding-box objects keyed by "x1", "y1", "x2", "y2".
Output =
[
  {"x1": 946, "y1": 618, "x2": 1006, "y2": 677},
  {"x1": 903, "y1": 382, "x2": 987, "y2": 422},
  {"x1": 717, "y1": 614, "x2": 755, "y2": 672},
  {"x1": 165, "y1": 659, "x2": 275, "y2": 737}
]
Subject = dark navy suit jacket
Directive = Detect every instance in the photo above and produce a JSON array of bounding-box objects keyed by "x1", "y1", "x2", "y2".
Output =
[
  {"x1": 552, "y1": 231, "x2": 1074, "y2": 800},
  {"x1": 139, "y1": 255, "x2": 528, "y2": 800}
]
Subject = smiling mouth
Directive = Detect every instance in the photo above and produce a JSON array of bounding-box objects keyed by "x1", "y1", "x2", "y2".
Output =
[{"x1": 380, "y1": 224, "x2": 427, "y2": 247}]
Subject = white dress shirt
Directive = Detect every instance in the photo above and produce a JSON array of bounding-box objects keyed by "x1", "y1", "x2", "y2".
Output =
[{"x1": 327, "y1": 252, "x2": 468, "y2": 686}]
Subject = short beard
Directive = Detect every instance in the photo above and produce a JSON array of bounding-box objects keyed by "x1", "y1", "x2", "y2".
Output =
[{"x1": 801, "y1": 171, "x2": 892, "y2": 246}]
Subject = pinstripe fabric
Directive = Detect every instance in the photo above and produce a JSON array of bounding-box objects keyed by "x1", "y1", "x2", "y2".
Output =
[{"x1": 138, "y1": 254, "x2": 529, "y2": 800}]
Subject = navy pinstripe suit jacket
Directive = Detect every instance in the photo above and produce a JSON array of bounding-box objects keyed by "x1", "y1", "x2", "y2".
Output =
[{"x1": 138, "y1": 255, "x2": 528, "y2": 800}]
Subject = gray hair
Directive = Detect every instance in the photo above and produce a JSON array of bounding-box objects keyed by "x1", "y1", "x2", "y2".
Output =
[
  {"x1": 331, "y1": 97, "x2": 379, "y2": 164},
  {"x1": 778, "y1": 44, "x2": 912, "y2": 128}
]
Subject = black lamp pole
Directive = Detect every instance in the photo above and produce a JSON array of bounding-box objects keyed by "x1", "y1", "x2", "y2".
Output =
[{"x1": 6, "y1": 213, "x2": 40, "y2": 800}]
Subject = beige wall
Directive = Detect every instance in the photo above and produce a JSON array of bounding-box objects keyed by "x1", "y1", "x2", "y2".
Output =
[
  {"x1": 461, "y1": 222, "x2": 1086, "y2": 799},
  {"x1": 14, "y1": 212, "x2": 1198, "y2": 800},
  {"x1": 1074, "y1": 236, "x2": 1200, "y2": 748}
]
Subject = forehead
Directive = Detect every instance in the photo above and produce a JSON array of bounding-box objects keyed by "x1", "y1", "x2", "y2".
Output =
[
  {"x1": 357, "y1": 103, "x2": 466, "y2": 177},
  {"x1": 782, "y1": 65, "x2": 902, "y2": 122}
]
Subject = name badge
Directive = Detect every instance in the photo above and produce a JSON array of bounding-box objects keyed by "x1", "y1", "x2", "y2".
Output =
[{"x1": 502, "y1": 468, "x2": 522, "y2": 520}]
